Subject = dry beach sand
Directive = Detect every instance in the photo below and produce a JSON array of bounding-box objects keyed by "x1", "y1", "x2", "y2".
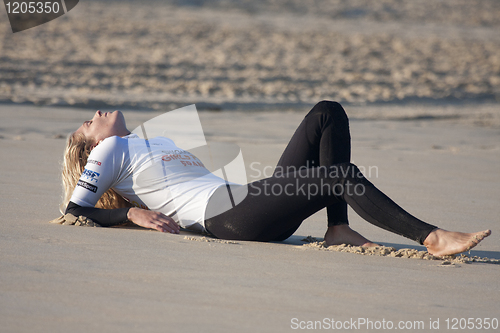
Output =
[
  {"x1": 1, "y1": 104, "x2": 499, "y2": 332},
  {"x1": 1, "y1": 0, "x2": 500, "y2": 332}
]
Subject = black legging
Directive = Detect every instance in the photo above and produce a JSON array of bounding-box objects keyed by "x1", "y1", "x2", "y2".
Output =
[{"x1": 204, "y1": 101, "x2": 437, "y2": 244}]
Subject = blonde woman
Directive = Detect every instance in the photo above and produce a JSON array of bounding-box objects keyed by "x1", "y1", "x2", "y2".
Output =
[{"x1": 62, "y1": 101, "x2": 490, "y2": 256}]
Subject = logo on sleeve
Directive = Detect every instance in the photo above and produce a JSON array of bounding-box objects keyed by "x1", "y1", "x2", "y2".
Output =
[
  {"x1": 77, "y1": 180, "x2": 98, "y2": 193},
  {"x1": 88, "y1": 159, "x2": 102, "y2": 166},
  {"x1": 82, "y1": 168, "x2": 100, "y2": 183}
]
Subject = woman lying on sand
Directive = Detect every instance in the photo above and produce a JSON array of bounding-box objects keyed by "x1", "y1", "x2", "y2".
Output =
[{"x1": 61, "y1": 101, "x2": 490, "y2": 257}]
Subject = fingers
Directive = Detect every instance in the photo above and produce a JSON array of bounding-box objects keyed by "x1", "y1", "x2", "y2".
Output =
[
  {"x1": 128, "y1": 208, "x2": 181, "y2": 234},
  {"x1": 149, "y1": 212, "x2": 180, "y2": 234}
]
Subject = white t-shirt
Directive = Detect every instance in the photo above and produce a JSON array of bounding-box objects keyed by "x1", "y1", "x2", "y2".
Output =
[{"x1": 70, "y1": 134, "x2": 228, "y2": 231}]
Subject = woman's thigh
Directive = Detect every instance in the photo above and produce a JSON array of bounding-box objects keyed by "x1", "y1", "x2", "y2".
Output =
[
  {"x1": 274, "y1": 101, "x2": 351, "y2": 172},
  {"x1": 204, "y1": 168, "x2": 342, "y2": 241}
]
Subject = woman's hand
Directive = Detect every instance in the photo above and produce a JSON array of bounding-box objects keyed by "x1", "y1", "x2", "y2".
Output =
[{"x1": 127, "y1": 207, "x2": 180, "y2": 234}]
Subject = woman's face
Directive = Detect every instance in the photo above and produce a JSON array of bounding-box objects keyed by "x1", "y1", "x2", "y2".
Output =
[{"x1": 75, "y1": 110, "x2": 128, "y2": 144}]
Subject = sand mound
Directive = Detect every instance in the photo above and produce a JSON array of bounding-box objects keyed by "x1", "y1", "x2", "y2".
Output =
[
  {"x1": 300, "y1": 236, "x2": 500, "y2": 265},
  {"x1": 184, "y1": 236, "x2": 239, "y2": 244},
  {"x1": 49, "y1": 214, "x2": 101, "y2": 227},
  {"x1": 45, "y1": 217, "x2": 497, "y2": 264}
]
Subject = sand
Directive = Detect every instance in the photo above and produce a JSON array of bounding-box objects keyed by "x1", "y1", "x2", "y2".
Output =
[
  {"x1": 1, "y1": 0, "x2": 500, "y2": 110},
  {"x1": 51, "y1": 215, "x2": 500, "y2": 265},
  {"x1": 1, "y1": 104, "x2": 499, "y2": 332},
  {"x1": 298, "y1": 237, "x2": 500, "y2": 266}
]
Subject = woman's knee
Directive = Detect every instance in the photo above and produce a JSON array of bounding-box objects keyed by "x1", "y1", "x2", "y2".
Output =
[
  {"x1": 307, "y1": 100, "x2": 349, "y2": 123},
  {"x1": 311, "y1": 100, "x2": 346, "y2": 115},
  {"x1": 303, "y1": 101, "x2": 350, "y2": 140}
]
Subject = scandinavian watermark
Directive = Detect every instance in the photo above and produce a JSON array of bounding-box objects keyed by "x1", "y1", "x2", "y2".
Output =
[
  {"x1": 248, "y1": 161, "x2": 379, "y2": 199},
  {"x1": 290, "y1": 317, "x2": 499, "y2": 330},
  {"x1": 249, "y1": 161, "x2": 379, "y2": 180}
]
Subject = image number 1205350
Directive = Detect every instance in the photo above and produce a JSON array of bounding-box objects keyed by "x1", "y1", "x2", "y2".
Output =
[{"x1": 3, "y1": 0, "x2": 79, "y2": 33}]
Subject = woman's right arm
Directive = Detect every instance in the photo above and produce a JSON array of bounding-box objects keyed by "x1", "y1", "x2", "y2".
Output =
[
  {"x1": 65, "y1": 201, "x2": 130, "y2": 227},
  {"x1": 126, "y1": 207, "x2": 180, "y2": 233},
  {"x1": 66, "y1": 136, "x2": 178, "y2": 234},
  {"x1": 65, "y1": 201, "x2": 180, "y2": 233}
]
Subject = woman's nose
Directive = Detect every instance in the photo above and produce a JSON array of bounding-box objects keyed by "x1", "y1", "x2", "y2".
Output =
[{"x1": 94, "y1": 110, "x2": 102, "y2": 118}]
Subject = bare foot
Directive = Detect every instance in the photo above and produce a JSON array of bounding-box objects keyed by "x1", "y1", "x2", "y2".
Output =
[
  {"x1": 324, "y1": 225, "x2": 380, "y2": 247},
  {"x1": 423, "y1": 228, "x2": 491, "y2": 256}
]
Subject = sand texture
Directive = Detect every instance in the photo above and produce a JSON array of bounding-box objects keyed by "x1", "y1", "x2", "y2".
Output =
[
  {"x1": 184, "y1": 236, "x2": 239, "y2": 244},
  {"x1": 1, "y1": 0, "x2": 500, "y2": 111},
  {"x1": 49, "y1": 214, "x2": 101, "y2": 227},
  {"x1": 1, "y1": 105, "x2": 499, "y2": 332},
  {"x1": 299, "y1": 237, "x2": 500, "y2": 265}
]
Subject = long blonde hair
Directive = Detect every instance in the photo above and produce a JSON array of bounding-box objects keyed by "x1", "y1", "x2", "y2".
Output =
[{"x1": 61, "y1": 132, "x2": 131, "y2": 214}]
